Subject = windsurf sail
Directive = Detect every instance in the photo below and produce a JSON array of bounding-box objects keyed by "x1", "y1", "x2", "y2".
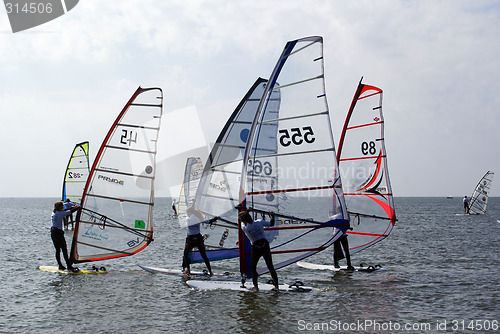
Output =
[
  {"x1": 337, "y1": 78, "x2": 396, "y2": 254},
  {"x1": 177, "y1": 157, "x2": 204, "y2": 218},
  {"x1": 468, "y1": 171, "x2": 494, "y2": 214},
  {"x1": 239, "y1": 36, "x2": 349, "y2": 278},
  {"x1": 62, "y1": 141, "x2": 90, "y2": 204},
  {"x1": 70, "y1": 87, "x2": 163, "y2": 263},
  {"x1": 190, "y1": 78, "x2": 272, "y2": 263}
]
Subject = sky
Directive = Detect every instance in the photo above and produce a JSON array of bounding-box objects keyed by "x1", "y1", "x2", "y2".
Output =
[{"x1": 1, "y1": 0, "x2": 499, "y2": 198}]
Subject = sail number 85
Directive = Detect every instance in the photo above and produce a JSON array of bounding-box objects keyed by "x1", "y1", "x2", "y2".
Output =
[{"x1": 279, "y1": 126, "x2": 315, "y2": 147}]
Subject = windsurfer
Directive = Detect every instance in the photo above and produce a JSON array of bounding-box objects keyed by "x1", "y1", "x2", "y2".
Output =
[
  {"x1": 172, "y1": 198, "x2": 178, "y2": 216},
  {"x1": 51, "y1": 201, "x2": 80, "y2": 271},
  {"x1": 63, "y1": 199, "x2": 75, "y2": 230},
  {"x1": 182, "y1": 207, "x2": 217, "y2": 276},
  {"x1": 239, "y1": 208, "x2": 279, "y2": 291},
  {"x1": 333, "y1": 231, "x2": 354, "y2": 270},
  {"x1": 463, "y1": 196, "x2": 469, "y2": 214}
]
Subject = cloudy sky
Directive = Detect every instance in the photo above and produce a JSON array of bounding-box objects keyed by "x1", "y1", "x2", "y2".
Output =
[{"x1": 1, "y1": 0, "x2": 499, "y2": 198}]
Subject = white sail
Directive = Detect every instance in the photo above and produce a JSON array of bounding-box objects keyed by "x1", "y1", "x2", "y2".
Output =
[
  {"x1": 70, "y1": 87, "x2": 163, "y2": 263},
  {"x1": 62, "y1": 141, "x2": 90, "y2": 204},
  {"x1": 469, "y1": 171, "x2": 494, "y2": 214},
  {"x1": 178, "y1": 157, "x2": 204, "y2": 217},
  {"x1": 337, "y1": 79, "x2": 396, "y2": 254},
  {"x1": 239, "y1": 36, "x2": 349, "y2": 277}
]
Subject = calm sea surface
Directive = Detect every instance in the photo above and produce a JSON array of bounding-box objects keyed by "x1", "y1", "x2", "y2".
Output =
[{"x1": 0, "y1": 197, "x2": 498, "y2": 333}]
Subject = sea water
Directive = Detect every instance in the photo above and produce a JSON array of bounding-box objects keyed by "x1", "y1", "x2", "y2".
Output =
[{"x1": 0, "y1": 197, "x2": 498, "y2": 333}]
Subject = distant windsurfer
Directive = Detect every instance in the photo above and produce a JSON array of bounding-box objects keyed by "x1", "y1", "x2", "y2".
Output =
[
  {"x1": 239, "y1": 208, "x2": 279, "y2": 291},
  {"x1": 63, "y1": 199, "x2": 75, "y2": 230},
  {"x1": 172, "y1": 198, "x2": 178, "y2": 216},
  {"x1": 463, "y1": 196, "x2": 469, "y2": 214},
  {"x1": 182, "y1": 207, "x2": 217, "y2": 276},
  {"x1": 51, "y1": 201, "x2": 80, "y2": 271}
]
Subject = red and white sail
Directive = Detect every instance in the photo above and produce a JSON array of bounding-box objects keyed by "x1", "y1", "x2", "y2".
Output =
[
  {"x1": 70, "y1": 87, "x2": 163, "y2": 263},
  {"x1": 337, "y1": 79, "x2": 396, "y2": 255}
]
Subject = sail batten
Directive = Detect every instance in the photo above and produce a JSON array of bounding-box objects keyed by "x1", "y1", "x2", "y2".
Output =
[
  {"x1": 70, "y1": 87, "x2": 163, "y2": 264},
  {"x1": 259, "y1": 111, "x2": 328, "y2": 124}
]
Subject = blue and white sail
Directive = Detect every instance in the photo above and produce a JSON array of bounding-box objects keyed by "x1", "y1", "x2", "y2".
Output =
[
  {"x1": 190, "y1": 78, "x2": 274, "y2": 262},
  {"x1": 239, "y1": 36, "x2": 349, "y2": 277}
]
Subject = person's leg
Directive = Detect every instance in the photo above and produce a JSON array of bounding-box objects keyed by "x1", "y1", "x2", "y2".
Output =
[
  {"x1": 340, "y1": 236, "x2": 353, "y2": 269},
  {"x1": 261, "y1": 242, "x2": 278, "y2": 288},
  {"x1": 250, "y1": 245, "x2": 261, "y2": 289},
  {"x1": 196, "y1": 239, "x2": 212, "y2": 275},
  {"x1": 182, "y1": 237, "x2": 193, "y2": 273},
  {"x1": 60, "y1": 236, "x2": 71, "y2": 268},
  {"x1": 333, "y1": 239, "x2": 342, "y2": 268},
  {"x1": 51, "y1": 228, "x2": 65, "y2": 269}
]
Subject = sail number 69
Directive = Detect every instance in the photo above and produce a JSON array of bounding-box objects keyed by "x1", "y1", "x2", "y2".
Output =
[{"x1": 279, "y1": 126, "x2": 315, "y2": 147}]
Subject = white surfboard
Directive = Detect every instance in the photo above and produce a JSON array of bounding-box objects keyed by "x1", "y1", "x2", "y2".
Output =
[
  {"x1": 186, "y1": 279, "x2": 314, "y2": 292},
  {"x1": 138, "y1": 264, "x2": 230, "y2": 277},
  {"x1": 296, "y1": 261, "x2": 386, "y2": 272}
]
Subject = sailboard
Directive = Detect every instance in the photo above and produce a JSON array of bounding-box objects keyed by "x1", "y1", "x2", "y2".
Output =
[
  {"x1": 296, "y1": 261, "x2": 385, "y2": 272},
  {"x1": 188, "y1": 36, "x2": 349, "y2": 291},
  {"x1": 62, "y1": 141, "x2": 90, "y2": 204},
  {"x1": 137, "y1": 264, "x2": 229, "y2": 277},
  {"x1": 468, "y1": 171, "x2": 494, "y2": 215},
  {"x1": 69, "y1": 87, "x2": 163, "y2": 265},
  {"x1": 38, "y1": 265, "x2": 107, "y2": 275},
  {"x1": 335, "y1": 78, "x2": 396, "y2": 255},
  {"x1": 177, "y1": 157, "x2": 204, "y2": 218},
  {"x1": 186, "y1": 280, "x2": 314, "y2": 292}
]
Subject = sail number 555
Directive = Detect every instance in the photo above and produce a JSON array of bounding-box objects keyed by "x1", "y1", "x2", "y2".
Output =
[{"x1": 279, "y1": 126, "x2": 315, "y2": 147}]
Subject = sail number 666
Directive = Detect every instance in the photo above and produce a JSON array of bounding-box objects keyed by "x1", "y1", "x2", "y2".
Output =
[{"x1": 279, "y1": 126, "x2": 315, "y2": 147}]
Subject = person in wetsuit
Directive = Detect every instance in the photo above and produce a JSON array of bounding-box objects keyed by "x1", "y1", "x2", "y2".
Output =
[
  {"x1": 51, "y1": 201, "x2": 80, "y2": 270},
  {"x1": 239, "y1": 208, "x2": 279, "y2": 291},
  {"x1": 182, "y1": 207, "x2": 217, "y2": 275},
  {"x1": 333, "y1": 232, "x2": 354, "y2": 270},
  {"x1": 63, "y1": 199, "x2": 75, "y2": 230},
  {"x1": 463, "y1": 196, "x2": 470, "y2": 214}
]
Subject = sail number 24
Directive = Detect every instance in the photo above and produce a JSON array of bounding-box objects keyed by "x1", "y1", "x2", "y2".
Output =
[
  {"x1": 120, "y1": 129, "x2": 138, "y2": 146},
  {"x1": 279, "y1": 126, "x2": 315, "y2": 147}
]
